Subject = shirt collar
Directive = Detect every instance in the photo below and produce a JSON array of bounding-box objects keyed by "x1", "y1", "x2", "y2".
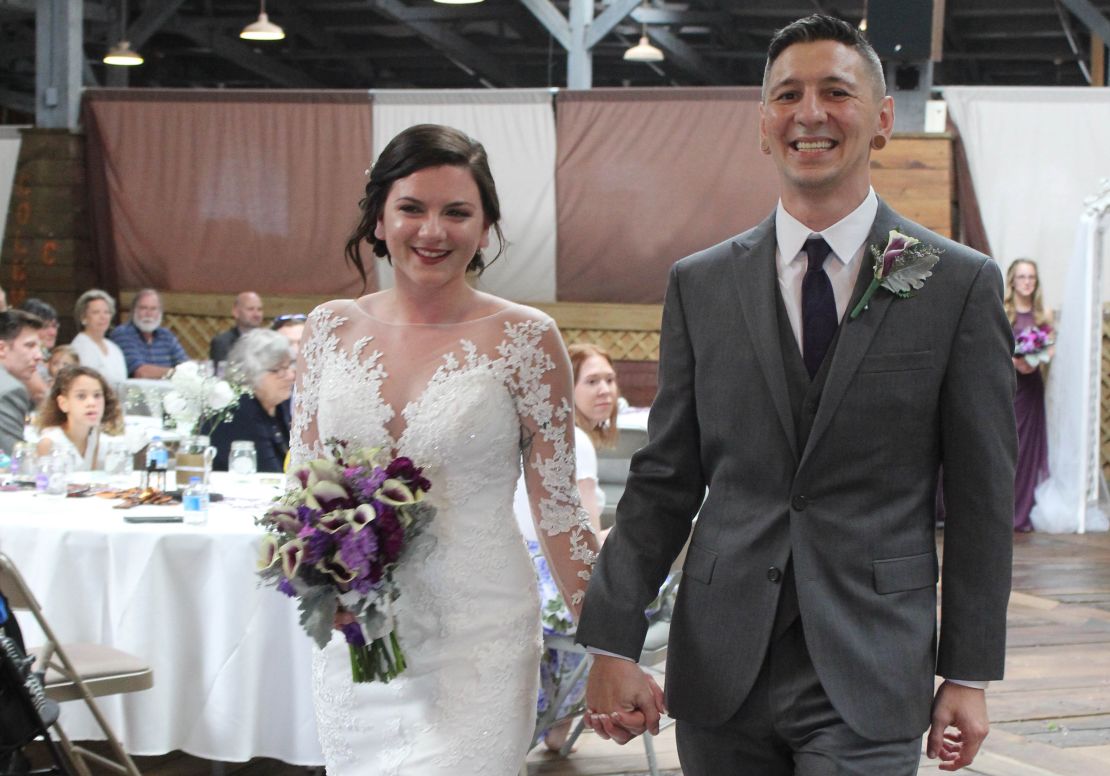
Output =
[{"x1": 775, "y1": 188, "x2": 878, "y2": 268}]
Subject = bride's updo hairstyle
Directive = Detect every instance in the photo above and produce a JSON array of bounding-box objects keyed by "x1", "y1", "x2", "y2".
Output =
[{"x1": 345, "y1": 123, "x2": 506, "y2": 289}]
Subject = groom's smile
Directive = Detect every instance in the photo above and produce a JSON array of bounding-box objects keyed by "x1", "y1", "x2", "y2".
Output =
[{"x1": 759, "y1": 39, "x2": 893, "y2": 205}]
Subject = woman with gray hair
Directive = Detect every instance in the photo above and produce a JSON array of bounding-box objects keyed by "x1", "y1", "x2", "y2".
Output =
[
  {"x1": 209, "y1": 329, "x2": 294, "y2": 472},
  {"x1": 69, "y1": 289, "x2": 128, "y2": 388}
]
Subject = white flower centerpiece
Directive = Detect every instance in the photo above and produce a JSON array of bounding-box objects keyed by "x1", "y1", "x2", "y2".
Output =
[{"x1": 162, "y1": 361, "x2": 245, "y2": 485}]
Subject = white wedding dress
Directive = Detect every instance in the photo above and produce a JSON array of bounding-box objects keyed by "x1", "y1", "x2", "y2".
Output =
[{"x1": 290, "y1": 299, "x2": 595, "y2": 776}]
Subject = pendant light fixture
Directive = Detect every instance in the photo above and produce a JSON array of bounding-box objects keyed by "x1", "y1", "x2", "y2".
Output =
[
  {"x1": 623, "y1": 24, "x2": 664, "y2": 63},
  {"x1": 241, "y1": 0, "x2": 286, "y2": 41},
  {"x1": 103, "y1": 0, "x2": 143, "y2": 66}
]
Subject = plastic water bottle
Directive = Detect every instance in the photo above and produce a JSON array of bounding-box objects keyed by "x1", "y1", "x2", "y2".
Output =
[
  {"x1": 183, "y1": 476, "x2": 209, "y2": 525},
  {"x1": 145, "y1": 436, "x2": 169, "y2": 471}
]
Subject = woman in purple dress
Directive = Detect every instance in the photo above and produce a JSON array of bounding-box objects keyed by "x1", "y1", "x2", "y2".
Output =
[{"x1": 1005, "y1": 259, "x2": 1052, "y2": 532}]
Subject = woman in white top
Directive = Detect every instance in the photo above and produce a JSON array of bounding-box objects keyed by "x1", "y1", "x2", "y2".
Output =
[
  {"x1": 35, "y1": 365, "x2": 124, "y2": 471},
  {"x1": 69, "y1": 289, "x2": 128, "y2": 389}
]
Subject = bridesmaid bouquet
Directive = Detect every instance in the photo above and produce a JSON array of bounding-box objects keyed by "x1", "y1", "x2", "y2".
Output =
[
  {"x1": 257, "y1": 440, "x2": 436, "y2": 683},
  {"x1": 1015, "y1": 324, "x2": 1054, "y2": 367}
]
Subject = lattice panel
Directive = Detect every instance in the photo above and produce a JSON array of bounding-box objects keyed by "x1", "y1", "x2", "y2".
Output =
[
  {"x1": 560, "y1": 328, "x2": 660, "y2": 362},
  {"x1": 164, "y1": 314, "x2": 226, "y2": 361}
]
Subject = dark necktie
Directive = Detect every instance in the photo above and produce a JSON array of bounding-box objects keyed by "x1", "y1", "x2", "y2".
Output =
[{"x1": 802, "y1": 237, "x2": 836, "y2": 378}]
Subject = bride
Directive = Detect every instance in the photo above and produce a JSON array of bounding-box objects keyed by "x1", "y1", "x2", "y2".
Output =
[{"x1": 290, "y1": 124, "x2": 598, "y2": 775}]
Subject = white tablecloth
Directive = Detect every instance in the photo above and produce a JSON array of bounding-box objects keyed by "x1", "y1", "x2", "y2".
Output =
[{"x1": 0, "y1": 473, "x2": 323, "y2": 765}]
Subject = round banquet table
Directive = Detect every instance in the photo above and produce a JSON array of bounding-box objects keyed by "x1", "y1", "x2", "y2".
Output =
[{"x1": 0, "y1": 472, "x2": 323, "y2": 765}]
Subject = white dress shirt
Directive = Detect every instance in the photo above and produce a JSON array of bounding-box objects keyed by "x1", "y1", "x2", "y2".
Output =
[{"x1": 775, "y1": 188, "x2": 877, "y2": 350}]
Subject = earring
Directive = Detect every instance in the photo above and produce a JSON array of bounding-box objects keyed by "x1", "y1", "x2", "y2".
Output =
[
  {"x1": 871, "y1": 135, "x2": 887, "y2": 150},
  {"x1": 760, "y1": 140, "x2": 770, "y2": 154}
]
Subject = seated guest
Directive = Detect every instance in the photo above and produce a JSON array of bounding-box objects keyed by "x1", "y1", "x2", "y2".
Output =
[
  {"x1": 209, "y1": 329, "x2": 293, "y2": 473},
  {"x1": 47, "y1": 345, "x2": 80, "y2": 378},
  {"x1": 20, "y1": 298, "x2": 59, "y2": 403},
  {"x1": 70, "y1": 289, "x2": 128, "y2": 389},
  {"x1": 35, "y1": 365, "x2": 124, "y2": 471},
  {"x1": 0, "y1": 285, "x2": 6, "y2": 311},
  {"x1": 271, "y1": 313, "x2": 306, "y2": 360},
  {"x1": 0, "y1": 310, "x2": 44, "y2": 455},
  {"x1": 210, "y1": 291, "x2": 264, "y2": 366},
  {"x1": 109, "y1": 288, "x2": 188, "y2": 378}
]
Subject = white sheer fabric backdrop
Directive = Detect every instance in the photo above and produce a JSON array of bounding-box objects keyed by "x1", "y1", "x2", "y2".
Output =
[
  {"x1": 370, "y1": 89, "x2": 558, "y2": 302},
  {"x1": 0, "y1": 126, "x2": 25, "y2": 247},
  {"x1": 1030, "y1": 213, "x2": 1109, "y2": 533},
  {"x1": 943, "y1": 87, "x2": 1110, "y2": 312}
]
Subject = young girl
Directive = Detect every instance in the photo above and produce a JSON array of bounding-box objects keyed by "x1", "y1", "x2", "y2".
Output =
[{"x1": 35, "y1": 365, "x2": 124, "y2": 471}]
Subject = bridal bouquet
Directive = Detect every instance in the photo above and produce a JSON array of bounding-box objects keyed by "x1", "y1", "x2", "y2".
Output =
[
  {"x1": 257, "y1": 441, "x2": 436, "y2": 683},
  {"x1": 162, "y1": 361, "x2": 243, "y2": 436},
  {"x1": 1015, "y1": 324, "x2": 1054, "y2": 367}
]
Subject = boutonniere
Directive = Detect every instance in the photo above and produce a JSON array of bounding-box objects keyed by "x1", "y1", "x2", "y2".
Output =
[{"x1": 849, "y1": 230, "x2": 942, "y2": 320}]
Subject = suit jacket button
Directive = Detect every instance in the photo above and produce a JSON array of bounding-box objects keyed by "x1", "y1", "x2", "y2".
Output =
[
  {"x1": 792, "y1": 495, "x2": 807, "y2": 511},
  {"x1": 767, "y1": 566, "x2": 782, "y2": 583}
]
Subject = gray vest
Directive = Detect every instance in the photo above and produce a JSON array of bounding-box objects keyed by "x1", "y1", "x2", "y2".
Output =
[{"x1": 770, "y1": 289, "x2": 843, "y2": 636}]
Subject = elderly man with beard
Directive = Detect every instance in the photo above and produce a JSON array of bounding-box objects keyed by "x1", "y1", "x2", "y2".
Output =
[{"x1": 109, "y1": 288, "x2": 189, "y2": 378}]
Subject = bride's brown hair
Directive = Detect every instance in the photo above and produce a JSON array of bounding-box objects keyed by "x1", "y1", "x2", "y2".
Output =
[{"x1": 345, "y1": 124, "x2": 506, "y2": 290}]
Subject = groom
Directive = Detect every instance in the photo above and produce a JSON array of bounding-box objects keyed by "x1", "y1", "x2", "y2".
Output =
[{"x1": 576, "y1": 14, "x2": 1016, "y2": 775}]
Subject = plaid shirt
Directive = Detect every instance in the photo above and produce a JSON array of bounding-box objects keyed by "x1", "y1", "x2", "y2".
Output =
[{"x1": 109, "y1": 321, "x2": 189, "y2": 376}]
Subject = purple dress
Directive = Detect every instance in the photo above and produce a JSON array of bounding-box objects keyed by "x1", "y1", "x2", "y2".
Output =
[{"x1": 1012, "y1": 311, "x2": 1049, "y2": 531}]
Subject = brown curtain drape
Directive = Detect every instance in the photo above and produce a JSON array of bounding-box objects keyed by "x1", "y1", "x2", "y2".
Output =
[
  {"x1": 555, "y1": 88, "x2": 779, "y2": 303},
  {"x1": 83, "y1": 89, "x2": 375, "y2": 296},
  {"x1": 947, "y1": 116, "x2": 992, "y2": 258}
]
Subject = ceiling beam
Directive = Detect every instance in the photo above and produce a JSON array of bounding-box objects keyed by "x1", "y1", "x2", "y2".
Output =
[
  {"x1": 585, "y1": 0, "x2": 640, "y2": 49},
  {"x1": 517, "y1": 0, "x2": 569, "y2": 50},
  {"x1": 0, "y1": 0, "x2": 107, "y2": 21},
  {"x1": 1058, "y1": 0, "x2": 1110, "y2": 43},
  {"x1": 0, "y1": 87, "x2": 33, "y2": 114},
  {"x1": 167, "y1": 18, "x2": 323, "y2": 88},
  {"x1": 647, "y1": 27, "x2": 729, "y2": 85},
  {"x1": 126, "y1": 0, "x2": 187, "y2": 50},
  {"x1": 269, "y1": 0, "x2": 378, "y2": 84},
  {"x1": 365, "y1": 0, "x2": 515, "y2": 86}
]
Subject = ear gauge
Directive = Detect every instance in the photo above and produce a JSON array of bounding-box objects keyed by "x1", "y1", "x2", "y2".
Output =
[{"x1": 871, "y1": 135, "x2": 888, "y2": 150}]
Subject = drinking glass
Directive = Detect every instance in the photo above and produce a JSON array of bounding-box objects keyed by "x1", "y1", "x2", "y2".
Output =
[
  {"x1": 103, "y1": 436, "x2": 134, "y2": 486},
  {"x1": 229, "y1": 441, "x2": 257, "y2": 477}
]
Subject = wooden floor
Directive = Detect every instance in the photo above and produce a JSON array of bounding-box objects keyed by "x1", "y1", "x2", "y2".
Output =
[{"x1": 28, "y1": 531, "x2": 1110, "y2": 775}]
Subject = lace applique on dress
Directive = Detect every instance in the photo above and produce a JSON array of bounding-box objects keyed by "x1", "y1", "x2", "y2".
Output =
[{"x1": 294, "y1": 303, "x2": 595, "y2": 776}]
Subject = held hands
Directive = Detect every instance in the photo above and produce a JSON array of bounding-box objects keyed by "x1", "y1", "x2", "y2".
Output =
[
  {"x1": 583, "y1": 655, "x2": 666, "y2": 745},
  {"x1": 927, "y1": 681, "x2": 990, "y2": 771}
]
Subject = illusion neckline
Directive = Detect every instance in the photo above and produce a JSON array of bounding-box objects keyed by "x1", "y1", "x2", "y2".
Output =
[{"x1": 346, "y1": 298, "x2": 518, "y2": 328}]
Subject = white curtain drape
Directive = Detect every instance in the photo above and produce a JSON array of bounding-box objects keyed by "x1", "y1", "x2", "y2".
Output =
[
  {"x1": 1031, "y1": 211, "x2": 1109, "y2": 532},
  {"x1": 370, "y1": 90, "x2": 557, "y2": 302},
  {"x1": 943, "y1": 87, "x2": 1110, "y2": 312},
  {"x1": 0, "y1": 126, "x2": 24, "y2": 249}
]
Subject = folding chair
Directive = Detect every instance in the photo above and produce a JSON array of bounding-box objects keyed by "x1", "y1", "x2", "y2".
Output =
[
  {"x1": 0, "y1": 554, "x2": 153, "y2": 776},
  {"x1": 530, "y1": 571, "x2": 681, "y2": 776}
]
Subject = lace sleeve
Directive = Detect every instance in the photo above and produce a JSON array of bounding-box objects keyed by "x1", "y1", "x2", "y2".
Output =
[
  {"x1": 288, "y1": 305, "x2": 335, "y2": 468},
  {"x1": 508, "y1": 316, "x2": 598, "y2": 617}
]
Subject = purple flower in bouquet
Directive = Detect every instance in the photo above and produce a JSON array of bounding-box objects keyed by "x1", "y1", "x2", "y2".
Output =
[
  {"x1": 1015, "y1": 324, "x2": 1053, "y2": 367},
  {"x1": 256, "y1": 441, "x2": 436, "y2": 683}
]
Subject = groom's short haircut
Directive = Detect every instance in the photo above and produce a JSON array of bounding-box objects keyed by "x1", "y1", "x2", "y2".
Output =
[{"x1": 762, "y1": 14, "x2": 886, "y2": 103}]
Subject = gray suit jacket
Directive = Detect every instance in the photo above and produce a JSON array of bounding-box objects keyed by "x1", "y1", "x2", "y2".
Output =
[
  {"x1": 576, "y1": 200, "x2": 1016, "y2": 741},
  {"x1": 0, "y1": 365, "x2": 31, "y2": 455}
]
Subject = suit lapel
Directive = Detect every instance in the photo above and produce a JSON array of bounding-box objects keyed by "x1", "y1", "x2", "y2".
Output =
[
  {"x1": 798, "y1": 201, "x2": 901, "y2": 469},
  {"x1": 730, "y1": 214, "x2": 799, "y2": 463}
]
